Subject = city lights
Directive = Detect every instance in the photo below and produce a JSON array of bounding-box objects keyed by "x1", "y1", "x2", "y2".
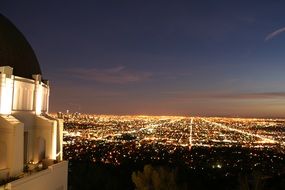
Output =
[{"x1": 54, "y1": 113, "x2": 285, "y2": 176}]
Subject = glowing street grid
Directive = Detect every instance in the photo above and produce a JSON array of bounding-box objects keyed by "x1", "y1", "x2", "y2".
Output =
[{"x1": 63, "y1": 115, "x2": 285, "y2": 149}]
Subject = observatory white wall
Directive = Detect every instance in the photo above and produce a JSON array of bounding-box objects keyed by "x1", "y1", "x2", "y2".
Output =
[{"x1": 0, "y1": 66, "x2": 67, "y2": 190}]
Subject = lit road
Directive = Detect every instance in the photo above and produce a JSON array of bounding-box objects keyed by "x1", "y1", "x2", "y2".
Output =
[{"x1": 200, "y1": 118, "x2": 284, "y2": 146}]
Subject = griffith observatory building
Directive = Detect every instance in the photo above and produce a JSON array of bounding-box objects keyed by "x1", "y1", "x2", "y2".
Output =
[{"x1": 0, "y1": 14, "x2": 67, "y2": 190}]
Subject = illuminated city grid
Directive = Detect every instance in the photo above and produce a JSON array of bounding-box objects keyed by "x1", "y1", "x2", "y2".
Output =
[
  {"x1": 60, "y1": 114, "x2": 285, "y2": 174},
  {"x1": 62, "y1": 115, "x2": 285, "y2": 149}
]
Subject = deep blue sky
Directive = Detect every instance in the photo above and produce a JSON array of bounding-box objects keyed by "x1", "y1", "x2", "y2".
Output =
[{"x1": 2, "y1": 0, "x2": 285, "y2": 117}]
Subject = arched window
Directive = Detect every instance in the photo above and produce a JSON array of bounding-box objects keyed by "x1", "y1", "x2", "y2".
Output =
[
  {"x1": 38, "y1": 137, "x2": 46, "y2": 161},
  {"x1": 0, "y1": 141, "x2": 7, "y2": 169}
]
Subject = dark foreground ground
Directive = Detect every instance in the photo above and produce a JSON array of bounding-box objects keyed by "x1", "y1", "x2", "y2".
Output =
[{"x1": 67, "y1": 148, "x2": 285, "y2": 190}]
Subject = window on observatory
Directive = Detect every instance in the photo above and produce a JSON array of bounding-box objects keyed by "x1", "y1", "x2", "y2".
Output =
[
  {"x1": 0, "y1": 141, "x2": 7, "y2": 169},
  {"x1": 38, "y1": 137, "x2": 46, "y2": 161},
  {"x1": 56, "y1": 125, "x2": 61, "y2": 158},
  {"x1": 24, "y1": 132, "x2": 28, "y2": 163}
]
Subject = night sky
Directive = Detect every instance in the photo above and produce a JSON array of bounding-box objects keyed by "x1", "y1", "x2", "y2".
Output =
[{"x1": 2, "y1": 1, "x2": 285, "y2": 117}]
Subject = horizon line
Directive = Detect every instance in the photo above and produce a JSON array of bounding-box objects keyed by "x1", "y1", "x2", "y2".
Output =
[{"x1": 50, "y1": 112, "x2": 285, "y2": 120}]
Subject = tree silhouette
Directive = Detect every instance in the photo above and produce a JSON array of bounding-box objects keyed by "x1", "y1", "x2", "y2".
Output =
[
  {"x1": 132, "y1": 165, "x2": 182, "y2": 190},
  {"x1": 238, "y1": 171, "x2": 264, "y2": 190}
]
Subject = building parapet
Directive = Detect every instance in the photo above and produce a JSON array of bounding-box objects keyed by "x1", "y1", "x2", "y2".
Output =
[{"x1": 2, "y1": 161, "x2": 68, "y2": 190}]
